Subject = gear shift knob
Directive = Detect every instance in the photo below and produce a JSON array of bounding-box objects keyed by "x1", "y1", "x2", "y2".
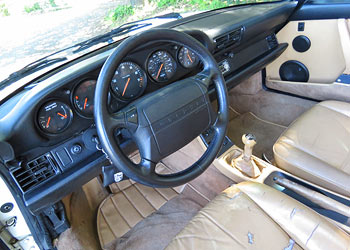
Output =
[{"x1": 242, "y1": 133, "x2": 256, "y2": 161}]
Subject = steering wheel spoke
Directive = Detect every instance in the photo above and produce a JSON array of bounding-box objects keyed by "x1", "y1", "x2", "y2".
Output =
[
  {"x1": 138, "y1": 158, "x2": 157, "y2": 177},
  {"x1": 106, "y1": 106, "x2": 139, "y2": 133},
  {"x1": 194, "y1": 66, "x2": 220, "y2": 88},
  {"x1": 106, "y1": 110, "x2": 127, "y2": 132}
]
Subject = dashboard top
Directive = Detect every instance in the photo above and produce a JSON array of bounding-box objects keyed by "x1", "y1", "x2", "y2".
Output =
[{"x1": 0, "y1": 1, "x2": 294, "y2": 140}]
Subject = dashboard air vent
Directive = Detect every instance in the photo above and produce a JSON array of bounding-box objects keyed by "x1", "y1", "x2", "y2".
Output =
[
  {"x1": 214, "y1": 26, "x2": 244, "y2": 52},
  {"x1": 12, "y1": 153, "x2": 59, "y2": 192}
]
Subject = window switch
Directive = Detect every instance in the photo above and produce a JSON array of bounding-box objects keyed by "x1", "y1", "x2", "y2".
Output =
[{"x1": 298, "y1": 22, "x2": 305, "y2": 32}]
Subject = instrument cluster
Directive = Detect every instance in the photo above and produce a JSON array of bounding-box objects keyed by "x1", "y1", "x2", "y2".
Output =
[{"x1": 36, "y1": 45, "x2": 199, "y2": 135}]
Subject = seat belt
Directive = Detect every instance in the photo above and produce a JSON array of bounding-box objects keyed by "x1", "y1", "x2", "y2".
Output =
[{"x1": 275, "y1": 177, "x2": 350, "y2": 218}]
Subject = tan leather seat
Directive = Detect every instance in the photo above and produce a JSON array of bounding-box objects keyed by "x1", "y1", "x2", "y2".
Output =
[
  {"x1": 166, "y1": 182, "x2": 350, "y2": 250},
  {"x1": 273, "y1": 101, "x2": 350, "y2": 197}
]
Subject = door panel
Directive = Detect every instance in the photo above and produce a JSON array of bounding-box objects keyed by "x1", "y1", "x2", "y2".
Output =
[
  {"x1": 267, "y1": 19, "x2": 348, "y2": 83},
  {"x1": 265, "y1": 18, "x2": 350, "y2": 101}
]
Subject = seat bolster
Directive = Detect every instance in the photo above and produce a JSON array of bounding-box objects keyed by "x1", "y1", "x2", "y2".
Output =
[
  {"x1": 236, "y1": 182, "x2": 350, "y2": 250},
  {"x1": 274, "y1": 140, "x2": 350, "y2": 197},
  {"x1": 318, "y1": 101, "x2": 350, "y2": 117}
]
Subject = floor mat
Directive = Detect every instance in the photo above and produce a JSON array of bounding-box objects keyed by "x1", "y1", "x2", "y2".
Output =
[
  {"x1": 97, "y1": 163, "x2": 186, "y2": 250},
  {"x1": 114, "y1": 189, "x2": 203, "y2": 250},
  {"x1": 57, "y1": 178, "x2": 109, "y2": 250},
  {"x1": 227, "y1": 111, "x2": 287, "y2": 160}
]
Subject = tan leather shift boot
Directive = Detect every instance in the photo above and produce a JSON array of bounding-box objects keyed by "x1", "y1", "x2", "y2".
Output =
[{"x1": 232, "y1": 134, "x2": 261, "y2": 178}]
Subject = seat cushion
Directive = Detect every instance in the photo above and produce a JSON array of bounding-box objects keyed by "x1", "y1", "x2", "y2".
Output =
[
  {"x1": 273, "y1": 101, "x2": 350, "y2": 197},
  {"x1": 166, "y1": 182, "x2": 350, "y2": 250}
]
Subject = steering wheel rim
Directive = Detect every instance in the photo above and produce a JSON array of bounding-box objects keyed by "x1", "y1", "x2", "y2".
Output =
[{"x1": 94, "y1": 28, "x2": 229, "y2": 187}]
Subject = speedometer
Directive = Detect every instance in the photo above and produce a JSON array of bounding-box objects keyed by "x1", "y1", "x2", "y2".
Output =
[
  {"x1": 111, "y1": 62, "x2": 147, "y2": 101},
  {"x1": 147, "y1": 50, "x2": 176, "y2": 82}
]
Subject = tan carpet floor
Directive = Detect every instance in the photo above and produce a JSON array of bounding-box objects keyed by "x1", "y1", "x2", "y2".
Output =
[
  {"x1": 227, "y1": 109, "x2": 287, "y2": 161},
  {"x1": 58, "y1": 139, "x2": 234, "y2": 250}
]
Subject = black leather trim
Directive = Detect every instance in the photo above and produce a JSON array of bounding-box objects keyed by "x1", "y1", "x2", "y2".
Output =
[{"x1": 291, "y1": 2, "x2": 350, "y2": 20}]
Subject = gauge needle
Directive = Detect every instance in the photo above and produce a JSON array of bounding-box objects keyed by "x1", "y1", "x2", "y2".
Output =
[
  {"x1": 84, "y1": 98, "x2": 88, "y2": 110},
  {"x1": 46, "y1": 116, "x2": 51, "y2": 128},
  {"x1": 187, "y1": 52, "x2": 193, "y2": 63},
  {"x1": 57, "y1": 112, "x2": 67, "y2": 119},
  {"x1": 122, "y1": 78, "x2": 130, "y2": 96},
  {"x1": 156, "y1": 63, "x2": 164, "y2": 79}
]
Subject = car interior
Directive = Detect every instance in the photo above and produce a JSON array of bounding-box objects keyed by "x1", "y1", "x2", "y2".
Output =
[{"x1": 1, "y1": 0, "x2": 350, "y2": 249}]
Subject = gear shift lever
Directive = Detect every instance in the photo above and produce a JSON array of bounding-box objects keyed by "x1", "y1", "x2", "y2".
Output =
[
  {"x1": 242, "y1": 134, "x2": 256, "y2": 161},
  {"x1": 232, "y1": 134, "x2": 261, "y2": 178}
]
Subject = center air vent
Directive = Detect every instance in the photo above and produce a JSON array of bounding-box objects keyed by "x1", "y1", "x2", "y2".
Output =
[
  {"x1": 12, "y1": 153, "x2": 59, "y2": 192},
  {"x1": 214, "y1": 26, "x2": 244, "y2": 52}
]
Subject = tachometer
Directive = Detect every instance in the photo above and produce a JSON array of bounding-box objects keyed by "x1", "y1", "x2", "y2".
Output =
[
  {"x1": 38, "y1": 101, "x2": 73, "y2": 134},
  {"x1": 111, "y1": 62, "x2": 147, "y2": 101},
  {"x1": 73, "y1": 79, "x2": 96, "y2": 118},
  {"x1": 147, "y1": 50, "x2": 176, "y2": 82},
  {"x1": 178, "y1": 46, "x2": 198, "y2": 68}
]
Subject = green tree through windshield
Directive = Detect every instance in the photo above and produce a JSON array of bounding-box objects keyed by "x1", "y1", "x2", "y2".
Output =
[
  {"x1": 107, "y1": 0, "x2": 278, "y2": 24},
  {"x1": 0, "y1": 0, "x2": 278, "y2": 82}
]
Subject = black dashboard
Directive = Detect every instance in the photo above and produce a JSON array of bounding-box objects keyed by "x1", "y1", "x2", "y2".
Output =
[{"x1": 0, "y1": 1, "x2": 295, "y2": 214}]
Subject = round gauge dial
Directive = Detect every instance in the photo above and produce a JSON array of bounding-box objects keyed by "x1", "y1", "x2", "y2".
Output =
[
  {"x1": 111, "y1": 62, "x2": 147, "y2": 100},
  {"x1": 73, "y1": 79, "x2": 96, "y2": 118},
  {"x1": 38, "y1": 101, "x2": 73, "y2": 134},
  {"x1": 178, "y1": 46, "x2": 198, "y2": 68},
  {"x1": 147, "y1": 50, "x2": 176, "y2": 82}
]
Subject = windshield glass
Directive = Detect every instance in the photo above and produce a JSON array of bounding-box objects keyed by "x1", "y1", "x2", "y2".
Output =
[{"x1": 0, "y1": 0, "x2": 278, "y2": 84}]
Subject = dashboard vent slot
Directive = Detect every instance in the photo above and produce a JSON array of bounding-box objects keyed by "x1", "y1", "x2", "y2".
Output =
[
  {"x1": 214, "y1": 26, "x2": 244, "y2": 52},
  {"x1": 12, "y1": 153, "x2": 59, "y2": 192},
  {"x1": 266, "y1": 34, "x2": 278, "y2": 50}
]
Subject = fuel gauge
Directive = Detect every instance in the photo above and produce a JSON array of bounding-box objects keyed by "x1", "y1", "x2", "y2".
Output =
[
  {"x1": 73, "y1": 79, "x2": 96, "y2": 118},
  {"x1": 178, "y1": 46, "x2": 198, "y2": 68}
]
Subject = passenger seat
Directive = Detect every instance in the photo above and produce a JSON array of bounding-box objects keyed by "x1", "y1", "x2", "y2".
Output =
[{"x1": 273, "y1": 101, "x2": 350, "y2": 197}]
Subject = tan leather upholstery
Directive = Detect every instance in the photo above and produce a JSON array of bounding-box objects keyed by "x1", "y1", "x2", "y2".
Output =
[
  {"x1": 167, "y1": 182, "x2": 350, "y2": 250},
  {"x1": 273, "y1": 101, "x2": 350, "y2": 197}
]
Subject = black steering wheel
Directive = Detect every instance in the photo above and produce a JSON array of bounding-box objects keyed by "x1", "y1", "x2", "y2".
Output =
[{"x1": 94, "y1": 29, "x2": 229, "y2": 187}]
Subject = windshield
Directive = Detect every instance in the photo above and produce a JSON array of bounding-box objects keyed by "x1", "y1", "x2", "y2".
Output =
[{"x1": 0, "y1": 0, "x2": 278, "y2": 84}]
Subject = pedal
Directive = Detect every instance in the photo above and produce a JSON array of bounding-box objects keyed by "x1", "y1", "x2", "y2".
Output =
[{"x1": 41, "y1": 201, "x2": 69, "y2": 238}]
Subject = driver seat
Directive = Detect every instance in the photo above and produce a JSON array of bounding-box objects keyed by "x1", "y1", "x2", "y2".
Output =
[{"x1": 166, "y1": 182, "x2": 350, "y2": 250}]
